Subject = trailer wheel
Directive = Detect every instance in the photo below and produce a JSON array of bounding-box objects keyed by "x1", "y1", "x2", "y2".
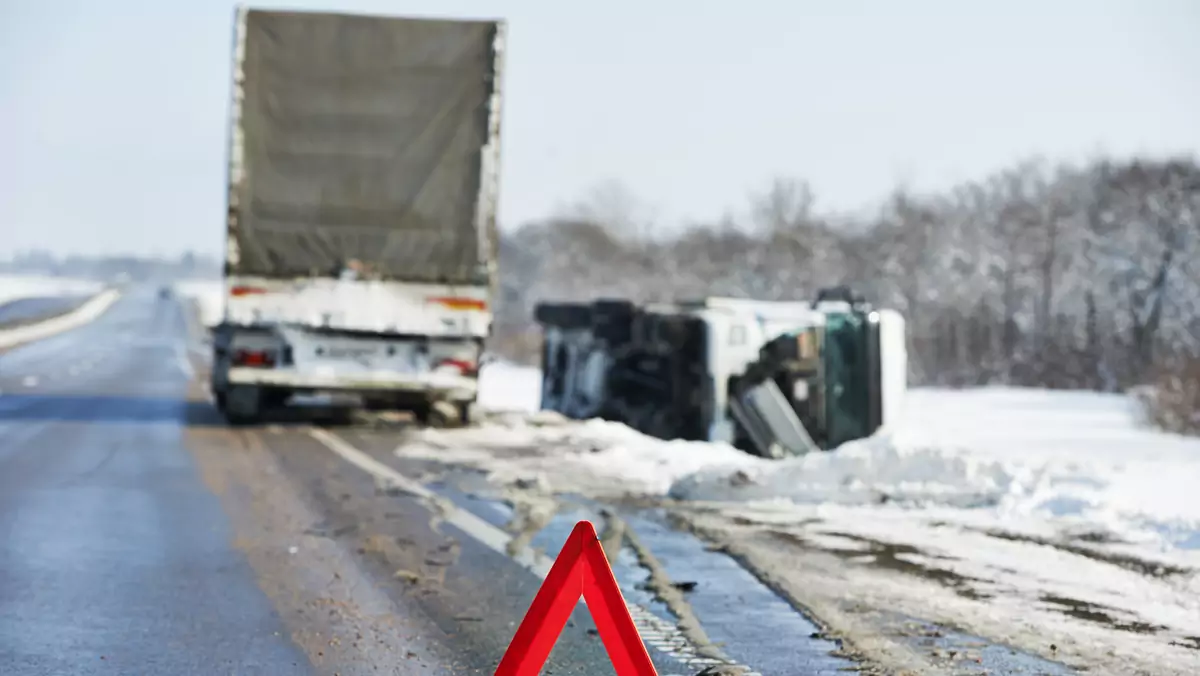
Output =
[
  {"x1": 457, "y1": 401, "x2": 478, "y2": 427},
  {"x1": 222, "y1": 385, "x2": 263, "y2": 426},
  {"x1": 426, "y1": 400, "x2": 462, "y2": 429}
]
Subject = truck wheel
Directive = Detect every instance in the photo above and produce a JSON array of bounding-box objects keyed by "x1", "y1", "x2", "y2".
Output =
[
  {"x1": 457, "y1": 401, "x2": 477, "y2": 427},
  {"x1": 223, "y1": 385, "x2": 263, "y2": 426},
  {"x1": 261, "y1": 388, "x2": 291, "y2": 411},
  {"x1": 427, "y1": 400, "x2": 462, "y2": 429}
]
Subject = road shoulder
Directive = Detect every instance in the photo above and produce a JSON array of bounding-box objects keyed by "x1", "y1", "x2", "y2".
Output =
[{"x1": 184, "y1": 394, "x2": 458, "y2": 675}]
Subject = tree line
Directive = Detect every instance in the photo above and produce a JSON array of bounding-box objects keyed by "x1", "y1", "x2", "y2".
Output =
[{"x1": 493, "y1": 155, "x2": 1200, "y2": 434}]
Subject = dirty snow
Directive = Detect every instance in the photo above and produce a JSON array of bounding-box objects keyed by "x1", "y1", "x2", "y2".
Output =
[
  {"x1": 402, "y1": 368, "x2": 1200, "y2": 674},
  {"x1": 673, "y1": 387, "x2": 1200, "y2": 558},
  {"x1": 0, "y1": 274, "x2": 104, "y2": 306},
  {"x1": 406, "y1": 413, "x2": 758, "y2": 497}
]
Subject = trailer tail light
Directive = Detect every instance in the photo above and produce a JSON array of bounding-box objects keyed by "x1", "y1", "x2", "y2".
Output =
[
  {"x1": 428, "y1": 297, "x2": 488, "y2": 311},
  {"x1": 233, "y1": 348, "x2": 275, "y2": 368},
  {"x1": 229, "y1": 285, "x2": 269, "y2": 297},
  {"x1": 434, "y1": 358, "x2": 478, "y2": 377}
]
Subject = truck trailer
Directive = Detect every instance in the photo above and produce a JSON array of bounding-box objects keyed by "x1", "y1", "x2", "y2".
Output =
[
  {"x1": 535, "y1": 289, "x2": 908, "y2": 457},
  {"x1": 210, "y1": 7, "x2": 505, "y2": 425}
]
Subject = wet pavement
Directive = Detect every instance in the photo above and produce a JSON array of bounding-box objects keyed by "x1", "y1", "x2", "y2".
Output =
[
  {"x1": 423, "y1": 479, "x2": 853, "y2": 675},
  {"x1": 0, "y1": 289, "x2": 311, "y2": 674}
]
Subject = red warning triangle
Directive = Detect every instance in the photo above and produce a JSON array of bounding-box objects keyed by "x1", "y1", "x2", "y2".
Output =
[{"x1": 494, "y1": 520, "x2": 659, "y2": 676}]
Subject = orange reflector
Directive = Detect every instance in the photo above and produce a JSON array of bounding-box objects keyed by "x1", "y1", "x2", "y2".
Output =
[
  {"x1": 428, "y1": 296, "x2": 487, "y2": 311},
  {"x1": 436, "y1": 358, "x2": 477, "y2": 376},
  {"x1": 233, "y1": 349, "x2": 274, "y2": 367},
  {"x1": 230, "y1": 285, "x2": 268, "y2": 297}
]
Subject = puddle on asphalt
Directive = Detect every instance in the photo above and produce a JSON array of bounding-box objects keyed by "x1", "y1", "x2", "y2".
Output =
[
  {"x1": 1038, "y1": 594, "x2": 1167, "y2": 635},
  {"x1": 770, "y1": 529, "x2": 994, "y2": 601},
  {"x1": 883, "y1": 616, "x2": 1077, "y2": 675}
]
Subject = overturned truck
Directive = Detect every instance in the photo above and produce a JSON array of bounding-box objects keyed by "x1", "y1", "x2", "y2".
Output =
[{"x1": 534, "y1": 288, "x2": 907, "y2": 458}]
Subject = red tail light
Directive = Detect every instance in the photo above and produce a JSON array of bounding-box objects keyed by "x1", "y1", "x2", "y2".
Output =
[
  {"x1": 233, "y1": 349, "x2": 275, "y2": 367},
  {"x1": 428, "y1": 296, "x2": 488, "y2": 311},
  {"x1": 230, "y1": 285, "x2": 268, "y2": 297},
  {"x1": 435, "y1": 358, "x2": 477, "y2": 377}
]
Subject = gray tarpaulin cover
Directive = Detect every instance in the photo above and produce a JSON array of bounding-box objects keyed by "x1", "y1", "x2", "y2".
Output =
[{"x1": 229, "y1": 10, "x2": 500, "y2": 283}]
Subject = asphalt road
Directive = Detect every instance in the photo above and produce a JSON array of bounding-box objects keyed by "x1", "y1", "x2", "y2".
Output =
[
  {"x1": 0, "y1": 289, "x2": 312, "y2": 674},
  {"x1": 0, "y1": 288, "x2": 855, "y2": 676}
]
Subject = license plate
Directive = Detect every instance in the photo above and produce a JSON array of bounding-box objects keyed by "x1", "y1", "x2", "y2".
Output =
[
  {"x1": 310, "y1": 341, "x2": 421, "y2": 373},
  {"x1": 323, "y1": 345, "x2": 378, "y2": 361}
]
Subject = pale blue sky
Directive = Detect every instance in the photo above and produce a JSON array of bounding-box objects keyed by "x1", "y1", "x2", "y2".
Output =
[{"x1": 2, "y1": 0, "x2": 1198, "y2": 257}]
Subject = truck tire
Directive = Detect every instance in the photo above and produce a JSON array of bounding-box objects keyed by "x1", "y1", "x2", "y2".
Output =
[
  {"x1": 457, "y1": 401, "x2": 478, "y2": 427},
  {"x1": 223, "y1": 385, "x2": 263, "y2": 426},
  {"x1": 261, "y1": 388, "x2": 291, "y2": 411},
  {"x1": 427, "y1": 399, "x2": 462, "y2": 429}
]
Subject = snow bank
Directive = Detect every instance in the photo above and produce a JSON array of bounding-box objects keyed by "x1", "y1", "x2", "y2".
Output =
[
  {"x1": 0, "y1": 288, "x2": 122, "y2": 350},
  {"x1": 173, "y1": 279, "x2": 224, "y2": 328},
  {"x1": 674, "y1": 386, "x2": 1200, "y2": 554},
  {"x1": 405, "y1": 415, "x2": 758, "y2": 497},
  {"x1": 411, "y1": 379, "x2": 1200, "y2": 557},
  {"x1": 403, "y1": 374, "x2": 1200, "y2": 673},
  {"x1": 0, "y1": 274, "x2": 104, "y2": 306},
  {"x1": 477, "y1": 360, "x2": 542, "y2": 413},
  {"x1": 670, "y1": 434, "x2": 1034, "y2": 508}
]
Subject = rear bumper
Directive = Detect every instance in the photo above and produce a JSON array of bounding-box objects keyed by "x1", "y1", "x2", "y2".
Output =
[{"x1": 225, "y1": 366, "x2": 478, "y2": 402}]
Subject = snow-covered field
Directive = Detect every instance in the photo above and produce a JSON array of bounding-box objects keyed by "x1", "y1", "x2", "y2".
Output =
[
  {"x1": 406, "y1": 363, "x2": 1200, "y2": 675},
  {"x1": 0, "y1": 274, "x2": 104, "y2": 307}
]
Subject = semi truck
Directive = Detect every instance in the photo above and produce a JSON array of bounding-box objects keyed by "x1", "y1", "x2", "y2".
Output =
[
  {"x1": 534, "y1": 289, "x2": 907, "y2": 457},
  {"x1": 210, "y1": 7, "x2": 505, "y2": 425}
]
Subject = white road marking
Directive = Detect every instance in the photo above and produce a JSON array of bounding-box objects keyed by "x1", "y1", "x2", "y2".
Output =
[
  {"x1": 176, "y1": 343, "x2": 195, "y2": 379},
  {"x1": 306, "y1": 427, "x2": 757, "y2": 674}
]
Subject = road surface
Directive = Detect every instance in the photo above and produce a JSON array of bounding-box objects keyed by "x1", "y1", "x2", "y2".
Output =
[{"x1": 0, "y1": 287, "x2": 856, "y2": 675}]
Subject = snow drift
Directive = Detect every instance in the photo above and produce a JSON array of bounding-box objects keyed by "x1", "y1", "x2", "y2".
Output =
[
  {"x1": 407, "y1": 366, "x2": 1200, "y2": 559},
  {"x1": 0, "y1": 274, "x2": 104, "y2": 306}
]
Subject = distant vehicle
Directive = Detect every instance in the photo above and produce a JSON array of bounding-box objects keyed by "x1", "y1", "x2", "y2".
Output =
[
  {"x1": 209, "y1": 8, "x2": 505, "y2": 426},
  {"x1": 534, "y1": 288, "x2": 908, "y2": 457}
]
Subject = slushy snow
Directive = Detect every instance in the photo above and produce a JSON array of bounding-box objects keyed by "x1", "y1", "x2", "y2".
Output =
[{"x1": 402, "y1": 363, "x2": 1200, "y2": 674}]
